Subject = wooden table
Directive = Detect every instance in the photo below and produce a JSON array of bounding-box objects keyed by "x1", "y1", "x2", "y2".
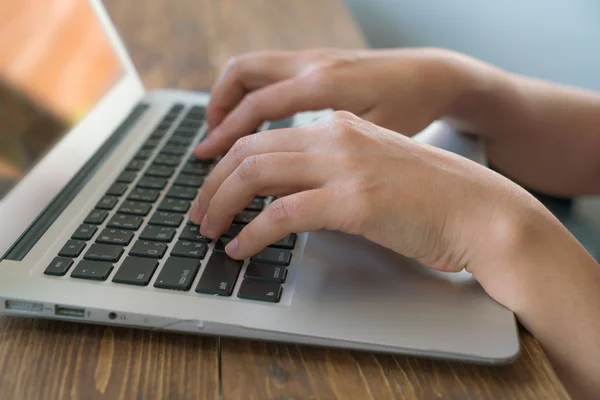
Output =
[{"x1": 0, "y1": 1, "x2": 569, "y2": 399}]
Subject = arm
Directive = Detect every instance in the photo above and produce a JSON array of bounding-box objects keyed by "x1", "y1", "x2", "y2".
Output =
[{"x1": 445, "y1": 57, "x2": 600, "y2": 196}]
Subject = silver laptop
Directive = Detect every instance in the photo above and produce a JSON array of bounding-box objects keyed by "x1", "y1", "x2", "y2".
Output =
[{"x1": 0, "y1": 0, "x2": 519, "y2": 364}]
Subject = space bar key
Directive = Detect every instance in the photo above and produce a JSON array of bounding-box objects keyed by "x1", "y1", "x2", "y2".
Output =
[{"x1": 195, "y1": 253, "x2": 243, "y2": 296}]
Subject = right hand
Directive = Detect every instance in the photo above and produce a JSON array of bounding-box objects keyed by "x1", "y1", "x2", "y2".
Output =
[{"x1": 194, "y1": 47, "x2": 481, "y2": 159}]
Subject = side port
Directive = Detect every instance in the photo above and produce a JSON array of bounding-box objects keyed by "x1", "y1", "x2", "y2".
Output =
[
  {"x1": 55, "y1": 305, "x2": 85, "y2": 318},
  {"x1": 5, "y1": 300, "x2": 44, "y2": 313}
]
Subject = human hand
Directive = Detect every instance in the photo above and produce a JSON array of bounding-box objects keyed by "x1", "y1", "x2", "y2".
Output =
[{"x1": 194, "y1": 47, "x2": 480, "y2": 159}]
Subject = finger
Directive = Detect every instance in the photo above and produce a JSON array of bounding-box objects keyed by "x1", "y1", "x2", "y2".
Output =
[
  {"x1": 189, "y1": 126, "x2": 316, "y2": 224},
  {"x1": 196, "y1": 73, "x2": 334, "y2": 159},
  {"x1": 225, "y1": 188, "x2": 341, "y2": 259},
  {"x1": 206, "y1": 51, "x2": 303, "y2": 129},
  {"x1": 200, "y1": 153, "x2": 329, "y2": 238}
]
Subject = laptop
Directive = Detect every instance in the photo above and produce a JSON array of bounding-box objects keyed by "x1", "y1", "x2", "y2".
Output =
[{"x1": 0, "y1": 0, "x2": 519, "y2": 364}]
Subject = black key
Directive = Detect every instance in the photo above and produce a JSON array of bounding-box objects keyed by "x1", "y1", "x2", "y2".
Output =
[
  {"x1": 221, "y1": 224, "x2": 243, "y2": 239},
  {"x1": 146, "y1": 165, "x2": 175, "y2": 178},
  {"x1": 166, "y1": 185, "x2": 197, "y2": 200},
  {"x1": 154, "y1": 154, "x2": 181, "y2": 166},
  {"x1": 245, "y1": 262, "x2": 287, "y2": 283},
  {"x1": 250, "y1": 248, "x2": 292, "y2": 266},
  {"x1": 160, "y1": 145, "x2": 187, "y2": 156},
  {"x1": 137, "y1": 176, "x2": 168, "y2": 190},
  {"x1": 174, "y1": 174, "x2": 204, "y2": 188},
  {"x1": 167, "y1": 136, "x2": 193, "y2": 146},
  {"x1": 157, "y1": 121, "x2": 173, "y2": 131},
  {"x1": 188, "y1": 155, "x2": 214, "y2": 165},
  {"x1": 96, "y1": 196, "x2": 119, "y2": 210},
  {"x1": 154, "y1": 257, "x2": 200, "y2": 291},
  {"x1": 96, "y1": 229, "x2": 134, "y2": 246},
  {"x1": 135, "y1": 149, "x2": 154, "y2": 160},
  {"x1": 178, "y1": 120, "x2": 202, "y2": 129},
  {"x1": 173, "y1": 128, "x2": 197, "y2": 137},
  {"x1": 71, "y1": 260, "x2": 113, "y2": 281},
  {"x1": 149, "y1": 211, "x2": 183, "y2": 227},
  {"x1": 170, "y1": 103, "x2": 185, "y2": 112},
  {"x1": 126, "y1": 160, "x2": 146, "y2": 171},
  {"x1": 106, "y1": 183, "x2": 128, "y2": 196},
  {"x1": 269, "y1": 233, "x2": 297, "y2": 250},
  {"x1": 234, "y1": 210, "x2": 259, "y2": 224},
  {"x1": 157, "y1": 198, "x2": 190, "y2": 213},
  {"x1": 179, "y1": 225, "x2": 210, "y2": 242},
  {"x1": 181, "y1": 163, "x2": 211, "y2": 176},
  {"x1": 71, "y1": 224, "x2": 98, "y2": 241},
  {"x1": 58, "y1": 240, "x2": 86, "y2": 257},
  {"x1": 139, "y1": 226, "x2": 176, "y2": 242},
  {"x1": 171, "y1": 241, "x2": 208, "y2": 259},
  {"x1": 116, "y1": 170, "x2": 137, "y2": 183},
  {"x1": 118, "y1": 201, "x2": 152, "y2": 216},
  {"x1": 245, "y1": 198, "x2": 264, "y2": 211},
  {"x1": 128, "y1": 188, "x2": 160, "y2": 203},
  {"x1": 112, "y1": 257, "x2": 158, "y2": 286},
  {"x1": 150, "y1": 130, "x2": 167, "y2": 140},
  {"x1": 107, "y1": 214, "x2": 144, "y2": 230},
  {"x1": 195, "y1": 252, "x2": 242, "y2": 296},
  {"x1": 162, "y1": 114, "x2": 178, "y2": 123},
  {"x1": 84, "y1": 209, "x2": 109, "y2": 225},
  {"x1": 84, "y1": 243, "x2": 124, "y2": 262},
  {"x1": 237, "y1": 279, "x2": 283, "y2": 303},
  {"x1": 143, "y1": 138, "x2": 161, "y2": 148},
  {"x1": 130, "y1": 240, "x2": 168, "y2": 259},
  {"x1": 213, "y1": 238, "x2": 232, "y2": 253},
  {"x1": 187, "y1": 106, "x2": 205, "y2": 118},
  {"x1": 44, "y1": 257, "x2": 74, "y2": 276}
]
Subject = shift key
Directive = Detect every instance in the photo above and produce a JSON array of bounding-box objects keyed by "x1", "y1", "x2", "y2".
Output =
[
  {"x1": 195, "y1": 252, "x2": 243, "y2": 296},
  {"x1": 154, "y1": 257, "x2": 200, "y2": 291}
]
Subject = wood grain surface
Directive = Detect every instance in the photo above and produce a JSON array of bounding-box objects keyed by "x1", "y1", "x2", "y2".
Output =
[{"x1": 0, "y1": 0, "x2": 568, "y2": 399}]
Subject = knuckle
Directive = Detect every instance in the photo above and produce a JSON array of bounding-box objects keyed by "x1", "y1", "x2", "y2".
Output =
[
  {"x1": 224, "y1": 55, "x2": 244, "y2": 74},
  {"x1": 267, "y1": 198, "x2": 302, "y2": 223},
  {"x1": 237, "y1": 154, "x2": 264, "y2": 182},
  {"x1": 229, "y1": 135, "x2": 255, "y2": 161}
]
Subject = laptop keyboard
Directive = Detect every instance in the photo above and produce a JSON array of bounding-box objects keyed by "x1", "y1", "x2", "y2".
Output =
[{"x1": 43, "y1": 103, "x2": 296, "y2": 303}]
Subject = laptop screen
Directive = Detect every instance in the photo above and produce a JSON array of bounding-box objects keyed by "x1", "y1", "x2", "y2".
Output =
[{"x1": 0, "y1": 0, "x2": 122, "y2": 200}]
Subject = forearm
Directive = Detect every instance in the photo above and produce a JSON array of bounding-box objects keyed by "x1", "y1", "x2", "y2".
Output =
[{"x1": 445, "y1": 55, "x2": 600, "y2": 196}]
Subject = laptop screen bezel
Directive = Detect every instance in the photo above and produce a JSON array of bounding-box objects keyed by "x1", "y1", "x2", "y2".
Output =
[{"x1": 0, "y1": 0, "x2": 146, "y2": 256}]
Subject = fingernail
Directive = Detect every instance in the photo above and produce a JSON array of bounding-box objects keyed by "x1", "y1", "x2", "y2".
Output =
[
  {"x1": 200, "y1": 214, "x2": 210, "y2": 236},
  {"x1": 189, "y1": 202, "x2": 201, "y2": 223},
  {"x1": 225, "y1": 238, "x2": 239, "y2": 257}
]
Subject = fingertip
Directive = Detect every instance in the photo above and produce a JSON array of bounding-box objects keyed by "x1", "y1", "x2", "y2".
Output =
[
  {"x1": 194, "y1": 135, "x2": 222, "y2": 160},
  {"x1": 225, "y1": 237, "x2": 241, "y2": 259}
]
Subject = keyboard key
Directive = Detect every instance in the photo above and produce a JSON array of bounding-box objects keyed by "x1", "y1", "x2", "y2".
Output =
[
  {"x1": 178, "y1": 120, "x2": 202, "y2": 129},
  {"x1": 157, "y1": 198, "x2": 190, "y2": 213},
  {"x1": 144, "y1": 138, "x2": 161, "y2": 148},
  {"x1": 166, "y1": 185, "x2": 197, "y2": 200},
  {"x1": 269, "y1": 233, "x2": 297, "y2": 250},
  {"x1": 44, "y1": 257, "x2": 74, "y2": 276},
  {"x1": 237, "y1": 280, "x2": 283, "y2": 303},
  {"x1": 179, "y1": 225, "x2": 210, "y2": 242},
  {"x1": 84, "y1": 243, "x2": 124, "y2": 262},
  {"x1": 106, "y1": 183, "x2": 128, "y2": 196},
  {"x1": 130, "y1": 240, "x2": 168, "y2": 259},
  {"x1": 245, "y1": 262, "x2": 287, "y2": 283},
  {"x1": 181, "y1": 163, "x2": 211, "y2": 176},
  {"x1": 174, "y1": 174, "x2": 204, "y2": 188},
  {"x1": 154, "y1": 154, "x2": 181, "y2": 166},
  {"x1": 116, "y1": 171, "x2": 137, "y2": 183},
  {"x1": 84, "y1": 209, "x2": 108, "y2": 225},
  {"x1": 140, "y1": 226, "x2": 176, "y2": 242},
  {"x1": 154, "y1": 257, "x2": 200, "y2": 291},
  {"x1": 96, "y1": 196, "x2": 119, "y2": 210},
  {"x1": 96, "y1": 229, "x2": 134, "y2": 246},
  {"x1": 128, "y1": 188, "x2": 160, "y2": 203},
  {"x1": 107, "y1": 214, "x2": 144, "y2": 230},
  {"x1": 250, "y1": 248, "x2": 292, "y2": 266},
  {"x1": 167, "y1": 136, "x2": 193, "y2": 146},
  {"x1": 188, "y1": 155, "x2": 214, "y2": 165},
  {"x1": 137, "y1": 176, "x2": 168, "y2": 190},
  {"x1": 173, "y1": 128, "x2": 197, "y2": 137},
  {"x1": 171, "y1": 241, "x2": 208, "y2": 259},
  {"x1": 126, "y1": 160, "x2": 146, "y2": 171},
  {"x1": 71, "y1": 224, "x2": 98, "y2": 241},
  {"x1": 160, "y1": 145, "x2": 187, "y2": 156},
  {"x1": 135, "y1": 149, "x2": 154, "y2": 160},
  {"x1": 118, "y1": 201, "x2": 152, "y2": 216},
  {"x1": 71, "y1": 260, "x2": 113, "y2": 281},
  {"x1": 58, "y1": 240, "x2": 86, "y2": 258},
  {"x1": 149, "y1": 211, "x2": 183, "y2": 227},
  {"x1": 245, "y1": 198, "x2": 264, "y2": 211},
  {"x1": 195, "y1": 252, "x2": 242, "y2": 296},
  {"x1": 221, "y1": 224, "x2": 243, "y2": 238},
  {"x1": 234, "y1": 210, "x2": 259, "y2": 224},
  {"x1": 112, "y1": 257, "x2": 158, "y2": 286},
  {"x1": 145, "y1": 165, "x2": 175, "y2": 178},
  {"x1": 213, "y1": 238, "x2": 232, "y2": 253}
]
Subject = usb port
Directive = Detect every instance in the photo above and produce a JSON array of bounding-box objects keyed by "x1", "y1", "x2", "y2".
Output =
[
  {"x1": 5, "y1": 300, "x2": 44, "y2": 312},
  {"x1": 55, "y1": 305, "x2": 85, "y2": 318}
]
